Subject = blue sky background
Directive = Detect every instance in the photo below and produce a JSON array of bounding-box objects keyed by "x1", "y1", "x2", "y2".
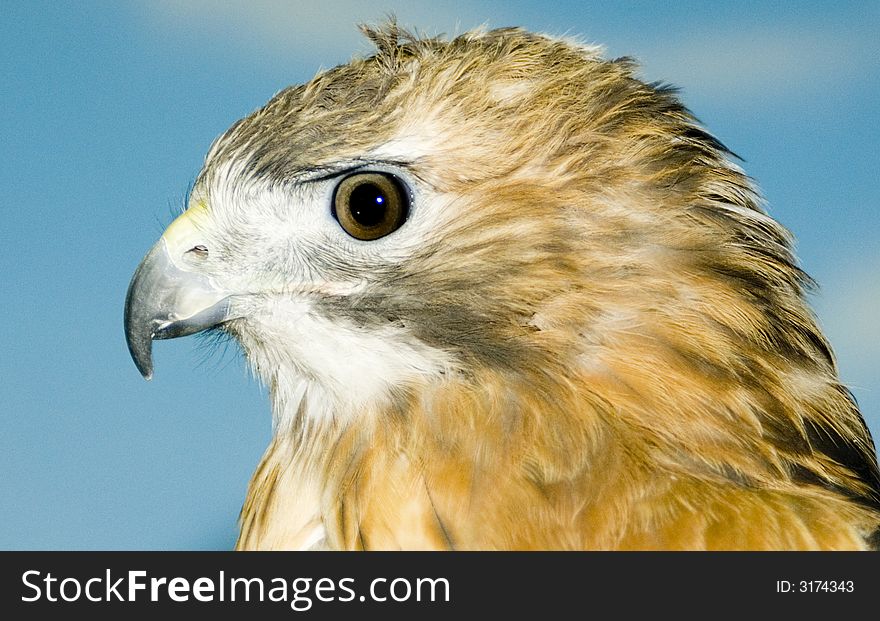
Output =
[{"x1": 1, "y1": 1, "x2": 878, "y2": 549}]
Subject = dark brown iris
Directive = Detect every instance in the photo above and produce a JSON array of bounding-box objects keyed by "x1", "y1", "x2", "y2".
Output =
[{"x1": 333, "y1": 172, "x2": 408, "y2": 240}]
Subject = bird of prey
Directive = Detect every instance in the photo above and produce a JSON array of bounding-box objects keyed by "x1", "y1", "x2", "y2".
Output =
[{"x1": 124, "y1": 23, "x2": 880, "y2": 550}]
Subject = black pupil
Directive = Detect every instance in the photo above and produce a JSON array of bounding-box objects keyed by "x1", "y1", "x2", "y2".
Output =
[{"x1": 349, "y1": 182, "x2": 388, "y2": 227}]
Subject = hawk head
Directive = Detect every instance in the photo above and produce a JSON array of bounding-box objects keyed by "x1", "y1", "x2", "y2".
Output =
[{"x1": 125, "y1": 24, "x2": 880, "y2": 549}]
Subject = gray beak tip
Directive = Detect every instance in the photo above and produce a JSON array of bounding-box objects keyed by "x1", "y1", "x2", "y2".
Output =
[
  {"x1": 130, "y1": 344, "x2": 154, "y2": 381},
  {"x1": 124, "y1": 321, "x2": 155, "y2": 381},
  {"x1": 124, "y1": 257, "x2": 157, "y2": 381}
]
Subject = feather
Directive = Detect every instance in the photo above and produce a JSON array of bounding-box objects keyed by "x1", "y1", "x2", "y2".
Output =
[{"x1": 166, "y1": 23, "x2": 880, "y2": 549}]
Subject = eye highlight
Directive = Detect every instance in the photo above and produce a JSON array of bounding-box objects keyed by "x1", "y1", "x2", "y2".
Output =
[{"x1": 332, "y1": 172, "x2": 409, "y2": 240}]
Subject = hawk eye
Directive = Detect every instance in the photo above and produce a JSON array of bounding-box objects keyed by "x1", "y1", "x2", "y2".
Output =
[{"x1": 332, "y1": 172, "x2": 409, "y2": 241}]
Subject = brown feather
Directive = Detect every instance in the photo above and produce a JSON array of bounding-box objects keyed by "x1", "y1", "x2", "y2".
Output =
[{"x1": 213, "y1": 22, "x2": 880, "y2": 550}]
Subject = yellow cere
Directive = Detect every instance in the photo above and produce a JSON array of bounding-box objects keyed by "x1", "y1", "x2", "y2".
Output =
[{"x1": 161, "y1": 201, "x2": 210, "y2": 250}]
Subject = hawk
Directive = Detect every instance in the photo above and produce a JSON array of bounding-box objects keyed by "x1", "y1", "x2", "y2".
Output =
[{"x1": 124, "y1": 24, "x2": 880, "y2": 550}]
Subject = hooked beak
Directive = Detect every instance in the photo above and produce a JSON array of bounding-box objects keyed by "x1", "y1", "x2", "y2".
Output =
[{"x1": 124, "y1": 204, "x2": 232, "y2": 380}]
